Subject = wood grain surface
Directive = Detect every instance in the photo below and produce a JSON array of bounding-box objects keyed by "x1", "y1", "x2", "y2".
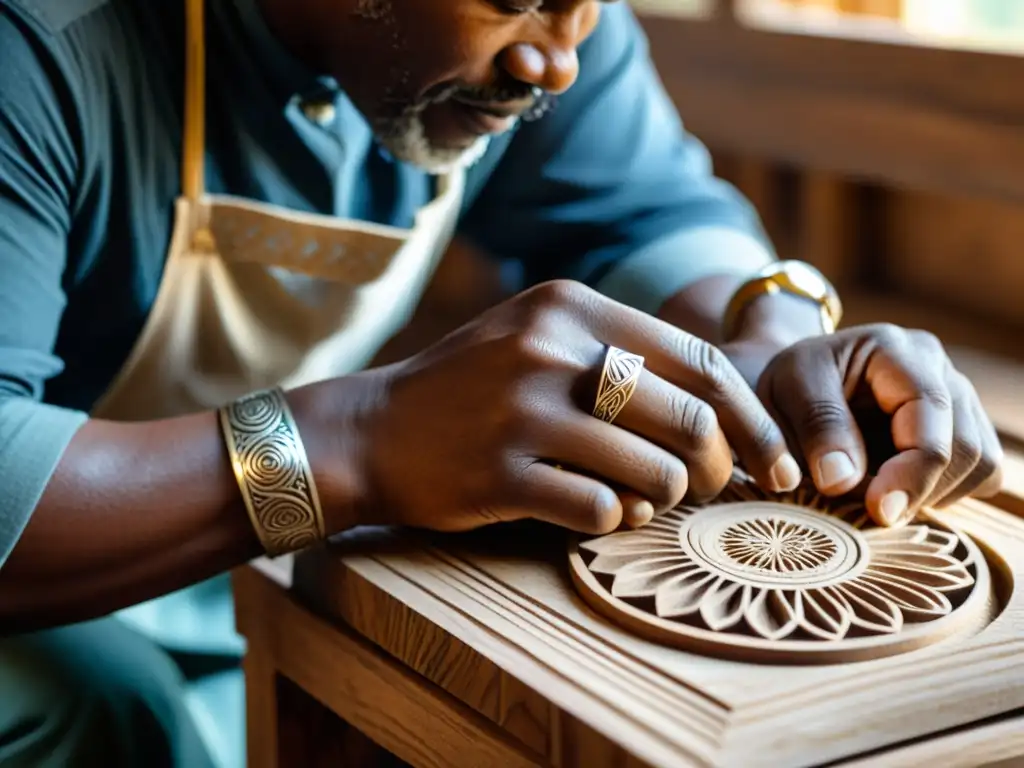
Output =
[
  {"x1": 233, "y1": 565, "x2": 547, "y2": 768},
  {"x1": 569, "y1": 483, "x2": 994, "y2": 665},
  {"x1": 281, "y1": 489, "x2": 1024, "y2": 768}
]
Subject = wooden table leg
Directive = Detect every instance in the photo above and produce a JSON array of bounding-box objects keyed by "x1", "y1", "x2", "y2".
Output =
[{"x1": 243, "y1": 644, "x2": 280, "y2": 768}]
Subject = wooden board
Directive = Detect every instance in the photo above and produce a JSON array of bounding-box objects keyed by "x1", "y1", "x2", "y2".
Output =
[{"x1": 291, "y1": 491, "x2": 1024, "y2": 768}]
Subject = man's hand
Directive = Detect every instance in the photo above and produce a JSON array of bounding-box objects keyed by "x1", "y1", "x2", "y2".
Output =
[
  {"x1": 728, "y1": 324, "x2": 1004, "y2": 527},
  {"x1": 344, "y1": 280, "x2": 802, "y2": 535}
]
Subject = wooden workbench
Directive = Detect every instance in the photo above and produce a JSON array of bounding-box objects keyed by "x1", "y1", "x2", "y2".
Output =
[
  {"x1": 233, "y1": 337, "x2": 1024, "y2": 767},
  {"x1": 232, "y1": 272, "x2": 1024, "y2": 767},
  {"x1": 234, "y1": 489, "x2": 1024, "y2": 767}
]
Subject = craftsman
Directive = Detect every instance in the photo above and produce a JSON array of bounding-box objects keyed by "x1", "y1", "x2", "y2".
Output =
[{"x1": 0, "y1": 0, "x2": 1003, "y2": 765}]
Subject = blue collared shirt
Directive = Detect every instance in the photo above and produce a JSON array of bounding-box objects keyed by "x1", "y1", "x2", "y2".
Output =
[{"x1": 0, "y1": 0, "x2": 774, "y2": 567}]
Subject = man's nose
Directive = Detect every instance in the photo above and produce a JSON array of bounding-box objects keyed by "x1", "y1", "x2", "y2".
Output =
[{"x1": 501, "y1": 16, "x2": 585, "y2": 95}]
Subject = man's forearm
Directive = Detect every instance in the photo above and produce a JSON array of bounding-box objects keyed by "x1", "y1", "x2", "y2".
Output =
[
  {"x1": 0, "y1": 383, "x2": 361, "y2": 634},
  {"x1": 0, "y1": 410, "x2": 260, "y2": 634},
  {"x1": 654, "y1": 273, "x2": 745, "y2": 344},
  {"x1": 656, "y1": 271, "x2": 837, "y2": 391},
  {"x1": 656, "y1": 273, "x2": 829, "y2": 347}
]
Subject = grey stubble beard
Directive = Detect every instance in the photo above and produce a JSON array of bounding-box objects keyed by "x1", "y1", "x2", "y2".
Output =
[{"x1": 352, "y1": 0, "x2": 495, "y2": 174}]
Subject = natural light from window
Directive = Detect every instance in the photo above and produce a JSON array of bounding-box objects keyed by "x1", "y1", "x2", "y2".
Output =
[{"x1": 631, "y1": 0, "x2": 1024, "y2": 54}]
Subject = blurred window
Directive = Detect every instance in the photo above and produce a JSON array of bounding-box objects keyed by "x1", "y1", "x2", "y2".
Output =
[{"x1": 631, "y1": 0, "x2": 1024, "y2": 54}]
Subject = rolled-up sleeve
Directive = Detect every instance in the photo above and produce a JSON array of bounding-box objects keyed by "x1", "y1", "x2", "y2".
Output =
[
  {"x1": 0, "y1": 12, "x2": 88, "y2": 569},
  {"x1": 458, "y1": 2, "x2": 775, "y2": 314}
]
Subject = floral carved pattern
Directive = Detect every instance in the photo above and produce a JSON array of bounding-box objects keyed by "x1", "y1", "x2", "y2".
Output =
[
  {"x1": 569, "y1": 478, "x2": 992, "y2": 662},
  {"x1": 719, "y1": 518, "x2": 838, "y2": 573}
]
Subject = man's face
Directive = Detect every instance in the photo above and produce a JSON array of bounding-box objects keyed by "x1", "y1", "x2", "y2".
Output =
[{"x1": 298, "y1": 0, "x2": 604, "y2": 173}]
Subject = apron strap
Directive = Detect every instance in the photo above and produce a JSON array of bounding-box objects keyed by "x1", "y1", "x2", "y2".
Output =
[{"x1": 182, "y1": 0, "x2": 206, "y2": 201}]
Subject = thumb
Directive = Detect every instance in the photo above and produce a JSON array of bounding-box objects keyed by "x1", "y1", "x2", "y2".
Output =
[{"x1": 761, "y1": 349, "x2": 868, "y2": 496}]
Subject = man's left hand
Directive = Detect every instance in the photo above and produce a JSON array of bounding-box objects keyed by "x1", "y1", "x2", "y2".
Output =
[{"x1": 723, "y1": 324, "x2": 1004, "y2": 527}]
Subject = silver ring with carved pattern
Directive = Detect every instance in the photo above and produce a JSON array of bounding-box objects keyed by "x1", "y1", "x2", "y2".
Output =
[{"x1": 592, "y1": 346, "x2": 645, "y2": 425}]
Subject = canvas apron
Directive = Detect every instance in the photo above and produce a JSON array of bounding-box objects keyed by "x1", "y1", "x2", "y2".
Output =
[
  {"x1": 92, "y1": 0, "x2": 464, "y2": 422},
  {"x1": 100, "y1": 0, "x2": 464, "y2": 662}
]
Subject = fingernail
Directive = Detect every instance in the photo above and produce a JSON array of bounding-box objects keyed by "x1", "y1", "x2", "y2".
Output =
[
  {"x1": 816, "y1": 451, "x2": 856, "y2": 490},
  {"x1": 880, "y1": 491, "x2": 909, "y2": 526},
  {"x1": 629, "y1": 501, "x2": 655, "y2": 529},
  {"x1": 770, "y1": 453, "x2": 802, "y2": 492}
]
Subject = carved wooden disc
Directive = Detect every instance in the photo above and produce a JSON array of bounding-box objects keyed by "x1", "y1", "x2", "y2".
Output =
[{"x1": 568, "y1": 479, "x2": 993, "y2": 664}]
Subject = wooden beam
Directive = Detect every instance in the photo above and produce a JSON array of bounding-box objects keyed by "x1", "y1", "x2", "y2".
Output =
[{"x1": 638, "y1": 14, "x2": 1024, "y2": 203}]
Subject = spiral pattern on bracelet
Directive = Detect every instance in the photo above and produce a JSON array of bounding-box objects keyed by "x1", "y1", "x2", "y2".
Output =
[
  {"x1": 241, "y1": 422, "x2": 302, "y2": 493},
  {"x1": 255, "y1": 496, "x2": 321, "y2": 551},
  {"x1": 232, "y1": 394, "x2": 278, "y2": 431},
  {"x1": 220, "y1": 388, "x2": 325, "y2": 556}
]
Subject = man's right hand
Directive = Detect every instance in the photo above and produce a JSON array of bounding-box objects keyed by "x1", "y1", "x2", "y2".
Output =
[
  {"x1": 0, "y1": 280, "x2": 800, "y2": 632},
  {"x1": 322, "y1": 280, "x2": 802, "y2": 536}
]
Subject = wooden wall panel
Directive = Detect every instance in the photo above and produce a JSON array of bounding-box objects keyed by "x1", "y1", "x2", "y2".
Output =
[
  {"x1": 639, "y1": 4, "x2": 1024, "y2": 343},
  {"x1": 884, "y1": 190, "x2": 1024, "y2": 327},
  {"x1": 638, "y1": 14, "x2": 1024, "y2": 204}
]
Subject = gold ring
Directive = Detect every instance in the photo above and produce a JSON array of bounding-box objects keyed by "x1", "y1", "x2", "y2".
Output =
[{"x1": 592, "y1": 346, "x2": 645, "y2": 424}]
